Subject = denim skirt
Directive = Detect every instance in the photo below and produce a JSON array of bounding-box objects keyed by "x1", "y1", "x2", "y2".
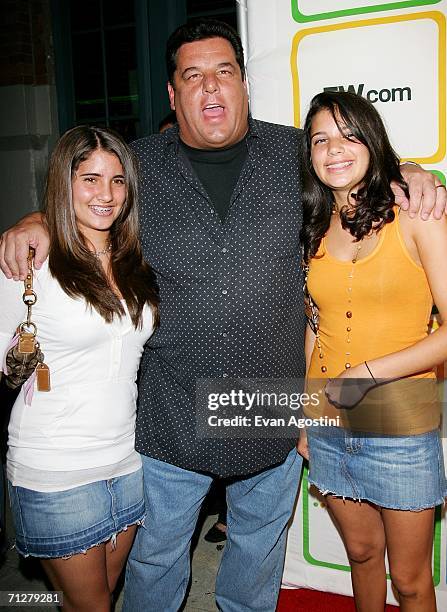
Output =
[
  {"x1": 307, "y1": 427, "x2": 447, "y2": 510},
  {"x1": 8, "y1": 468, "x2": 145, "y2": 558}
]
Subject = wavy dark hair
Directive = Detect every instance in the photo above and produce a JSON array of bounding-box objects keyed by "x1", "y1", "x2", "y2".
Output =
[
  {"x1": 166, "y1": 18, "x2": 245, "y2": 84},
  {"x1": 44, "y1": 125, "x2": 159, "y2": 328},
  {"x1": 300, "y1": 91, "x2": 409, "y2": 262}
]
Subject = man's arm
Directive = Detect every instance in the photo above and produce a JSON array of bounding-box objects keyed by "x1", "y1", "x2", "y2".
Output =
[
  {"x1": 397, "y1": 163, "x2": 446, "y2": 220},
  {"x1": 1, "y1": 165, "x2": 446, "y2": 279},
  {"x1": 0, "y1": 212, "x2": 49, "y2": 280}
]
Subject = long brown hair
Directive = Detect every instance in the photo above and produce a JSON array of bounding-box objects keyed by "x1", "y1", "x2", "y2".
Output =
[
  {"x1": 44, "y1": 125, "x2": 159, "y2": 328},
  {"x1": 300, "y1": 91, "x2": 409, "y2": 262}
]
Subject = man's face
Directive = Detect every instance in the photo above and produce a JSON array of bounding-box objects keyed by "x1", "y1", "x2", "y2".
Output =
[{"x1": 168, "y1": 37, "x2": 249, "y2": 150}]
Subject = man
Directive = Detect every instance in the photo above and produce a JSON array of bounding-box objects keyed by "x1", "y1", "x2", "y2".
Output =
[{"x1": 0, "y1": 19, "x2": 445, "y2": 612}]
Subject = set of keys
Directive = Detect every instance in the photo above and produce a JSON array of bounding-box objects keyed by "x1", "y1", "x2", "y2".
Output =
[{"x1": 16, "y1": 248, "x2": 51, "y2": 392}]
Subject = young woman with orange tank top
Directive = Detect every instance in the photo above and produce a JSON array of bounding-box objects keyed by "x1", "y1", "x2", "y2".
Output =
[{"x1": 297, "y1": 91, "x2": 447, "y2": 612}]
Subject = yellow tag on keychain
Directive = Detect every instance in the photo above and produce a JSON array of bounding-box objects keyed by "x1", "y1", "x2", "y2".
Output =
[
  {"x1": 18, "y1": 332, "x2": 36, "y2": 354},
  {"x1": 36, "y1": 363, "x2": 51, "y2": 392}
]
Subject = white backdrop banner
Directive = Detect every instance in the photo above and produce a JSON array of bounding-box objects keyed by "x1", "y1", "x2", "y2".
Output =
[
  {"x1": 245, "y1": 0, "x2": 447, "y2": 606},
  {"x1": 246, "y1": 0, "x2": 446, "y2": 178}
]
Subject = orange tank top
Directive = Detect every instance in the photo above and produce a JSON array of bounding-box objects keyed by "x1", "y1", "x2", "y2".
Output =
[{"x1": 305, "y1": 210, "x2": 439, "y2": 434}]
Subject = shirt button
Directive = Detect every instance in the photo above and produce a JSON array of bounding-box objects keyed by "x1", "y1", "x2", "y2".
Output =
[
  {"x1": 222, "y1": 247, "x2": 227, "y2": 253},
  {"x1": 223, "y1": 373, "x2": 228, "y2": 378},
  {"x1": 222, "y1": 332, "x2": 228, "y2": 338},
  {"x1": 222, "y1": 289, "x2": 228, "y2": 295}
]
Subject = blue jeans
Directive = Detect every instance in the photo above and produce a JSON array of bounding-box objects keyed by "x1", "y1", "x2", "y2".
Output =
[{"x1": 123, "y1": 447, "x2": 302, "y2": 612}]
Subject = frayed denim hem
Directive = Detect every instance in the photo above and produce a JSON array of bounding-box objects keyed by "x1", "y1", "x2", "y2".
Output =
[
  {"x1": 309, "y1": 478, "x2": 445, "y2": 511},
  {"x1": 14, "y1": 515, "x2": 146, "y2": 560}
]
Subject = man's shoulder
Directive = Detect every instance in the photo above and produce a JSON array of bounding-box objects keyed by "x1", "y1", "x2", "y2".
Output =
[
  {"x1": 250, "y1": 119, "x2": 304, "y2": 164},
  {"x1": 130, "y1": 132, "x2": 167, "y2": 157},
  {"x1": 250, "y1": 117, "x2": 303, "y2": 142}
]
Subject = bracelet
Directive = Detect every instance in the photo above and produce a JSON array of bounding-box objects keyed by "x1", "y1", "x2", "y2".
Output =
[{"x1": 364, "y1": 361, "x2": 377, "y2": 383}]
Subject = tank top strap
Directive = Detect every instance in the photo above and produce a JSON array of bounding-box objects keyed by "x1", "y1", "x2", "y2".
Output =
[
  {"x1": 316, "y1": 238, "x2": 326, "y2": 258},
  {"x1": 377, "y1": 205, "x2": 424, "y2": 272},
  {"x1": 373, "y1": 204, "x2": 397, "y2": 251}
]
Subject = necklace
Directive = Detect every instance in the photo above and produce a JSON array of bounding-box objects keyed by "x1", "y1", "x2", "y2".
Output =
[
  {"x1": 343, "y1": 241, "x2": 362, "y2": 370},
  {"x1": 93, "y1": 241, "x2": 112, "y2": 258},
  {"x1": 310, "y1": 240, "x2": 363, "y2": 375}
]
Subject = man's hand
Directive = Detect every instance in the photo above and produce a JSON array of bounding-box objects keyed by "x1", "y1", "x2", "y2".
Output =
[
  {"x1": 0, "y1": 212, "x2": 49, "y2": 280},
  {"x1": 396, "y1": 164, "x2": 446, "y2": 220}
]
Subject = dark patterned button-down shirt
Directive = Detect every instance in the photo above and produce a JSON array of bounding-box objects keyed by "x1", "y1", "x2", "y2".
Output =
[{"x1": 132, "y1": 118, "x2": 306, "y2": 477}]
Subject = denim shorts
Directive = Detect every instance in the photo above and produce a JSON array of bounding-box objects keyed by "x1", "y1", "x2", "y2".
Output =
[
  {"x1": 307, "y1": 427, "x2": 447, "y2": 510},
  {"x1": 8, "y1": 469, "x2": 145, "y2": 558}
]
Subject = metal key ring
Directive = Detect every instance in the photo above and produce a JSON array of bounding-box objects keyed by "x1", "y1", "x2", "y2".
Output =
[
  {"x1": 23, "y1": 290, "x2": 37, "y2": 305},
  {"x1": 18, "y1": 321, "x2": 37, "y2": 336}
]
